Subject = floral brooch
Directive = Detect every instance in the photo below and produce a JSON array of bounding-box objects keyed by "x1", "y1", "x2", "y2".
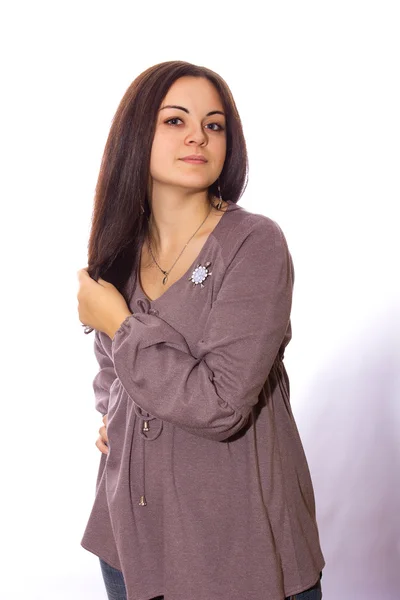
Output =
[{"x1": 188, "y1": 261, "x2": 212, "y2": 288}]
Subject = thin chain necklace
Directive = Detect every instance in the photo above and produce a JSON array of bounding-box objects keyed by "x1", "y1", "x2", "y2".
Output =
[{"x1": 146, "y1": 203, "x2": 214, "y2": 285}]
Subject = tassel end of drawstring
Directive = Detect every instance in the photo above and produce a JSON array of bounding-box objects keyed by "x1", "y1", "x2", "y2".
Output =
[{"x1": 139, "y1": 495, "x2": 147, "y2": 506}]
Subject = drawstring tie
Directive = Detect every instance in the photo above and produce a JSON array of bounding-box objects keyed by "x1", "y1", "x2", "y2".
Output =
[{"x1": 133, "y1": 297, "x2": 163, "y2": 507}]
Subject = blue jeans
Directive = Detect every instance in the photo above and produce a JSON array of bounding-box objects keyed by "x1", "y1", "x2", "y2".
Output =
[
  {"x1": 99, "y1": 558, "x2": 322, "y2": 599},
  {"x1": 99, "y1": 558, "x2": 163, "y2": 600}
]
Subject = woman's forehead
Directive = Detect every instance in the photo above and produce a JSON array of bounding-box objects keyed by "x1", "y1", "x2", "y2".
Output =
[{"x1": 161, "y1": 77, "x2": 224, "y2": 112}]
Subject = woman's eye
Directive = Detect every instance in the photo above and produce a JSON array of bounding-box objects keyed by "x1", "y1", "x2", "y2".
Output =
[
  {"x1": 165, "y1": 118, "x2": 183, "y2": 126},
  {"x1": 164, "y1": 118, "x2": 225, "y2": 131},
  {"x1": 205, "y1": 123, "x2": 225, "y2": 132}
]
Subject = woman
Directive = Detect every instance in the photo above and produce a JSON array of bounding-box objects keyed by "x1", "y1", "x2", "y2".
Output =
[{"x1": 77, "y1": 60, "x2": 325, "y2": 600}]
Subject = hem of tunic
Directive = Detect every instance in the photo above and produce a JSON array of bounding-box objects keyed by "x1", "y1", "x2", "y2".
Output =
[
  {"x1": 81, "y1": 537, "x2": 324, "y2": 600},
  {"x1": 81, "y1": 541, "x2": 165, "y2": 600},
  {"x1": 283, "y1": 561, "x2": 325, "y2": 599},
  {"x1": 80, "y1": 540, "x2": 122, "y2": 572}
]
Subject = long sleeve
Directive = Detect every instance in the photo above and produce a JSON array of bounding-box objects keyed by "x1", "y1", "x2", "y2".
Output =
[
  {"x1": 93, "y1": 330, "x2": 117, "y2": 416},
  {"x1": 111, "y1": 217, "x2": 294, "y2": 441}
]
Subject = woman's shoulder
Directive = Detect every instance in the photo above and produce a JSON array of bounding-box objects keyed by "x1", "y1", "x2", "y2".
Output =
[{"x1": 218, "y1": 201, "x2": 289, "y2": 259}]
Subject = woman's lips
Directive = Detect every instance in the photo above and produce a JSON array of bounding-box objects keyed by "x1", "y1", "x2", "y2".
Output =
[{"x1": 180, "y1": 156, "x2": 207, "y2": 164}]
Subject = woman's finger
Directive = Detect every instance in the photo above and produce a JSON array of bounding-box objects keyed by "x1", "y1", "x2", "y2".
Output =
[
  {"x1": 99, "y1": 424, "x2": 108, "y2": 444},
  {"x1": 95, "y1": 435, "x2": 109, "y2": 455},
  {"x1": 95, "y1": 420, "x2": 109, "y2": 455}
]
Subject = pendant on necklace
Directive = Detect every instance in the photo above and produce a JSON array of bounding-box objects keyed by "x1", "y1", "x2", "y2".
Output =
[
  {"x1": 188, "y1": 261, "x2": 212, "y2": 288},
  {"x1": 162, "y1": 271, "x2": 168, "y2": 285}
]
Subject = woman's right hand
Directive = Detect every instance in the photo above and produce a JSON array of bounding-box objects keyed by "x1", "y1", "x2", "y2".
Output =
[{"x1": 96, "y1": 414, "x2": 109, "y2": 455}]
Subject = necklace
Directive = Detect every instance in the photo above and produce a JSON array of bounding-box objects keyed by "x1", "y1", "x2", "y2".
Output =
[{"x1": 146, "y1": 203, "x2": 214, "y2": 285}]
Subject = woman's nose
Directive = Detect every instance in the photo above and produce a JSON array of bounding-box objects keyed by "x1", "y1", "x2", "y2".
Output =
[{"x1": 185, "y1": 125, "x2": 207, "y2": 146}]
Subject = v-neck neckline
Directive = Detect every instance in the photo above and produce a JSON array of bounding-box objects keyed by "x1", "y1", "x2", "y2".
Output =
[{"x1": 137, "y1": 200, "x2": 235, "y2": 304}]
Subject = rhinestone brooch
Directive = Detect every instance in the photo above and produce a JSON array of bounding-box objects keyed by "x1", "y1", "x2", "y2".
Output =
[{"x1": 188, "y1": 261, "x2": 212, "y2": 288}]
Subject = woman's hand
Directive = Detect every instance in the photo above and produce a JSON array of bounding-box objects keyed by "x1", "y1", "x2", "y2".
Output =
[
  {"x1": 77, "y1": 268, "x2": 132, "y2": 339},
  {"x1": 96, "y1": 414, "x2": 109, "y2": 455}
]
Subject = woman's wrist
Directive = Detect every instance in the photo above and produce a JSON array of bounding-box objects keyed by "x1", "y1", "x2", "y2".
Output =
[{"x1": 107, "y1": 310, "x2": 133, "y2": 340}]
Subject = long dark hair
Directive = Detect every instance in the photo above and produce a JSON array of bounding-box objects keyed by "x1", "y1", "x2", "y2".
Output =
[{"x1": 86, "y1": 60, "x2": 248, "y2": 305}]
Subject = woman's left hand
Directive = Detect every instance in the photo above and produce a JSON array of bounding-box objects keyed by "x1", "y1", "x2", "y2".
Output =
[{"x1": 77, "y1": 268, "x2": 132, "y2": 339}]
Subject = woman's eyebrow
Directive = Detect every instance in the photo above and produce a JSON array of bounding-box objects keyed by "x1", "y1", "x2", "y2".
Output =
[{"x1": 159, "y1": 104, "x2": 225, "y2": 117}]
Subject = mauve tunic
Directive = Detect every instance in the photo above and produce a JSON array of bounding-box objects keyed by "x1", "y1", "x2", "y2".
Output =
[{"x1": 80, "y1": 200, "x2": 325, "y2": 600}]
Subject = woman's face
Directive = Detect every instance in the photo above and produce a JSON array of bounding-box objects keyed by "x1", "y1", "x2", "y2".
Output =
[{"x1": 149, "y1": 76, "x2": 227, "y2": 194}]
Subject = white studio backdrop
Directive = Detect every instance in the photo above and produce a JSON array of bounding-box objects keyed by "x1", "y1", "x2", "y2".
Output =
[{"x1": 1, "y1": 1, "x2": 399, "y2": 599}]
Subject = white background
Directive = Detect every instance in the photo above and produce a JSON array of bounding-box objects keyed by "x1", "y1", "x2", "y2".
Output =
[{"x1": 1, "y1": 1, "x2": 399, "y2": 599}]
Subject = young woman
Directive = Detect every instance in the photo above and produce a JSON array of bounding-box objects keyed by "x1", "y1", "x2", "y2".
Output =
[{"x1": 77, "y1": 60, "x2": 325, "y2": 600}]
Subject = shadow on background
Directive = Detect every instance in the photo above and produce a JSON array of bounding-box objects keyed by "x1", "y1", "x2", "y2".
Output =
[{"x1": 296, "y1": 303, "x2": 400, "y2": 600}]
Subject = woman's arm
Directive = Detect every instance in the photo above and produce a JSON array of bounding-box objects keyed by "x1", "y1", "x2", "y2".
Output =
[
  {"x1": 111, "y1": 218, "x2": 294, "y2": 441},
  {"x1": 92, "y1": 331, "x2": 117, "y2": 416}
]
